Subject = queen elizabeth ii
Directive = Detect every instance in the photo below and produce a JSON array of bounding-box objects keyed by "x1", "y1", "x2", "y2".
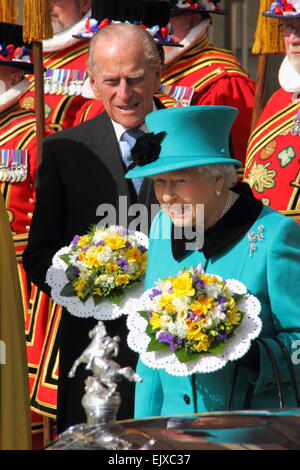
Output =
[{"x1": 125, "y1": 105, "x2": 300, "y2": 417}]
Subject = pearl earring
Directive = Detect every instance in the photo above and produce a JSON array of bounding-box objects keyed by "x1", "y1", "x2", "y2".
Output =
[{"x1": 216, "y1": 190, "x2": 221, "y2": 196}]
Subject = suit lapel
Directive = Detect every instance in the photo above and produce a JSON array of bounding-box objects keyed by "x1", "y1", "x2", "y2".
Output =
[{"x1": 82, "y1": 112, "x2": 135, "y2": 206}]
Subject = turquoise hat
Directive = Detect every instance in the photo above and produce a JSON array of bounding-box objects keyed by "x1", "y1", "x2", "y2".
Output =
[{"x1": 125, "y1": 105, "x2": 242, "y2": 179}]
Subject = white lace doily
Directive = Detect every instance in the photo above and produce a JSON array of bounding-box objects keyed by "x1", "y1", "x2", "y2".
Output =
[
  {"x1": 46, "y1": 229, "x2": 148, "y2": 321},
  {"x1": 125, "y1": 279, "x2": 262, "y2": 376}
]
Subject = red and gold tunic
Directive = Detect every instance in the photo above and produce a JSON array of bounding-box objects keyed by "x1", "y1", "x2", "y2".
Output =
[
  {"x1": 0, "y1": 104, "x2": 60, "y2": 413},
  {"x1": 161, "y1": 34, "x2": 255, "y2": 162},
  {"x1": 244, "y1": 88, "x2": 300, "y2": 223},
  {"x1": 21, "y1": 39, "x2": 89, "y2": 132}
]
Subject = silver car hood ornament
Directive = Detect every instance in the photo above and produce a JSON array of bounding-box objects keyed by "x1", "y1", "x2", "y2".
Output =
[{"x1": 49, "y1": 321, "x2": 155, "y2": 450}]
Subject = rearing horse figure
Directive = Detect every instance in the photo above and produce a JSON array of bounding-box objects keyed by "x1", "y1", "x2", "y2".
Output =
[{"x1": 68, "y1": 321, "x2": 120, "y2": 378}]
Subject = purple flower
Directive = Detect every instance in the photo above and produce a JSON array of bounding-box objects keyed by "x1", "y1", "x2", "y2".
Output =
[
  {"x1": 188, "y1": 310, "x2": 196, "y2": 320},
  {"x1": 197, "y1": 280, "x2": 205, "y2": 290},
  {"x1": 125, "y1": 240, "x2": 132, "y2": 248},
  {"x1": 71, "y1": 235, "x2": 80, "y2": 248},
  {"x1": 216, "y1": 330, "x2": 227, "y2": 341},
  {"x1": 219, "y1": 296, "x2": 228, "y2": 304},
  {"x1": 192, "y1": 276, "x2": 205, "y2": 290},
  {"x1": 146, "y1": 311, "x2": 153, "y2": 318},
  {"x1": 158, "y1": 332, "x2": 183, "y2": 352},
  {"x1": 96, "y1": 240, "x2": 105, "y2": 247},
  {"x1": 158, "y1": 332, "x2": 176, "y2": 351},
  {"x1": 71, "y1": 266, "x2": 80, "y2": 277},
  {"x1": 149, "y1": 288, "x2": 162, "y2": 300},
  {"x1": 138, "y1": 245, "x2": 147, "y2": 253},
  {"x1": 117, "y1": 258, "x2": 129, "y2": 271}
]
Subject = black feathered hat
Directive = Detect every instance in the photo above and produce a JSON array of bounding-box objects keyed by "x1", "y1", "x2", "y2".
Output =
[
  {"x1": 169, "y1": 0, "x2": 227, "y2": 16},
  {"x1": 74, "y1": 0, "x2": 181, "y2": 46},
  {"x1": 0, "y1": 22, "x2": 34, "y2": 74}
]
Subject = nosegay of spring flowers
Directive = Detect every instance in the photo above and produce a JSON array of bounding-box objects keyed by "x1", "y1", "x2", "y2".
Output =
[
  {"x1": 59, "y1": 225, "x2": 148, "y2": 305},
  {"x1": 138, "y1": 265, "x2": 247, "y2": 363}
]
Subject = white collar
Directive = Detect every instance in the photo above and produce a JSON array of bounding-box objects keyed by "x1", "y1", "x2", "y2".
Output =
[
  {"x1": 279, "y1": 55, "x2": 300, "y2": 97},
  {"x1": 81, "y1": 76, "x2": 96, "y2": 98},
  {"x1": 0, "y1": 78, "x2": 31, "y2": 112},
  {"x1": 111, "y1": 102, "x2": 157, "y2": 141},
  {"x1": 164, "y1": 18, "x2": 210, "y2": 66},
  {"x1": 43, "y1": 10, "x2": 91, "y2": 52}
]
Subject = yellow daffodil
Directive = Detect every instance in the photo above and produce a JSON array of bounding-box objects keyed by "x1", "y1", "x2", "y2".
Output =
[
  {"x1": 171, "y1": 272, "x2": 195, "y2": 298},
  {"x1": 85, "y1": 254, "x2": 100, "y2": 267},
  {"x1": 77, "y1": 236, "x2": 91, "y2": 248},
  {"x1": 194, "y1": 333, "x2": 211, "y2": 352},
  {"x1": 77, "y1": 251, "x2": 86, "y2": 262},
  {"x1": 159, "y1": 294, "x2": 175, "y2": 313},
  {"x1": 191, "y1": 295, "x2": 214, "y2": 315},
  {"x1": 73, "y1": 278, "x2": 87, "y2": 298},
  {"x1": 125, "y1": 246, "x2": 142, "y2": 263},
  {"x1": 150, "y1": 312, "x2": 162, "y2": 330},
  {"x1": 201, "y1": 273, "x2": 221, "y2": 285},
  {"x1": 227, "y1": 306, "x2": 241, "y2": 325},
  {"x1": 187, "y1": 322, "x2": 202, "y2": 340},
  {"x1": 106, "y1": 262, "x2": 118, "y2": 271},
  {"x1": 104, "y1": 234, "x2": 126, "y2": 250},
  {"x1": 115, "y1": 274, "x2": 131, "y2": 286}
]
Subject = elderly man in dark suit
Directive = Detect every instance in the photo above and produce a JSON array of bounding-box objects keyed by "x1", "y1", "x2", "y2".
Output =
[{"x1": 23, "y1": 23, "x2": 162, "y2": 433}]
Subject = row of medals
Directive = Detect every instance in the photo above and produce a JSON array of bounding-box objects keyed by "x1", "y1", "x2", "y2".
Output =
[
  {"x1": 0, "y1": 165, "x2": 27, "y2": 183},
  {"x1": 44, "y1": 69, "x2": 87, "y2": 96},
  {"x1": 0, "y1": 150, "x2": 28, "y2": 183}
]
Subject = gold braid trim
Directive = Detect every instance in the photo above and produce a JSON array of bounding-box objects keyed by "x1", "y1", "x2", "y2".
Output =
[
  {"x1": 246, "y1": 102, "x2": 299, "y2": 167},
  {"x1": 162, "y1": 36, "x2": 246, "y2": 85},
  {"x1": 43, "y1": 42, "x2": 89, "y2": 69}
]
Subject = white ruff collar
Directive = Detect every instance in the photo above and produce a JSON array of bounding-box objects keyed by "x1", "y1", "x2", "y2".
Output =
[
  {"x1": 43, "y1": 10, "x2": 91, "y2": 52},
  {"x1": 0, "y1": 78, "x2": 31, "y2": 110},
  {"x1": 278, "y1": 55, "x2": 300, "y2": 95},
  {"x1": 164, "y1": 18, "x2": 210, "y2": 66}
]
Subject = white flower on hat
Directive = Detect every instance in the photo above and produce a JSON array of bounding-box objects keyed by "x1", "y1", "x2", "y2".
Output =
[
  {"x1": 177, "y1": 1, "x2": 193, "y2": 7},
  {"x1": 176, "y1": 0, "x2": 218, "y2": 10},
  {"x1": 289, "y1": 0, "x2": 300, "y2": 12}
]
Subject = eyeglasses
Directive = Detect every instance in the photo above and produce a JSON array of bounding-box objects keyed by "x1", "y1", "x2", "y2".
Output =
[{"x1": 279, "y1": 23, "x2": 300, "y2": 37}]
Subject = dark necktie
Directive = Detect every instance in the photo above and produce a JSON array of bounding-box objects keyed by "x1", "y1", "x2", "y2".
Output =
[{"x1": 120, "y1": 129, "x2": 144, "y2": 193}]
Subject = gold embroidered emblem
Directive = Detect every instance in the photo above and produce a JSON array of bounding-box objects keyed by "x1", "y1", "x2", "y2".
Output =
[
  {"x1": 244, "y1": 162, "x2": 277, "y2": 193},
  {"x1": 260, "y1": 140, "x2": 277, "y2": 160},
  {"x1": 21, "y1": 97, "x2": 52, "y2": 119},
  {"x1": 21, "y1": 96, "x2": 35, "y2": 111},
  {"x1": 261, "y1": 198, "x2": 270, "y2": 206}
]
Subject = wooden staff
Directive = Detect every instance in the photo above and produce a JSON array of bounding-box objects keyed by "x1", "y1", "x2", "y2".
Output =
[
  {"x1": 251, "y1": 0, "x2": 285, "y2": 130},
  {"x1": 32, "y1": 42, "x2": 46, "y2": 166}
]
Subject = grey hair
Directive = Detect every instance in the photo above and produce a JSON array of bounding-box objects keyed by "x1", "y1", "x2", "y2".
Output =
[
  {"x1": 87, "y1": 23, "x2": 161, "y2": 74},
  {"x1": 197, "y1": 163, "x2": 237, "y2": 189}
]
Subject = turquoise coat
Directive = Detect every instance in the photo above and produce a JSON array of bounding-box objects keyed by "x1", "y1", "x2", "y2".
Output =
[{"x1": 134, "y1": 203, "x2": 300, "y2": 418}]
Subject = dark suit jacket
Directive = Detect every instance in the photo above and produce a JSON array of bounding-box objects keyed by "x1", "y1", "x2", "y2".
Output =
[{"x1": 23, "y1": 109, "x2": 160, "y2": 433}]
